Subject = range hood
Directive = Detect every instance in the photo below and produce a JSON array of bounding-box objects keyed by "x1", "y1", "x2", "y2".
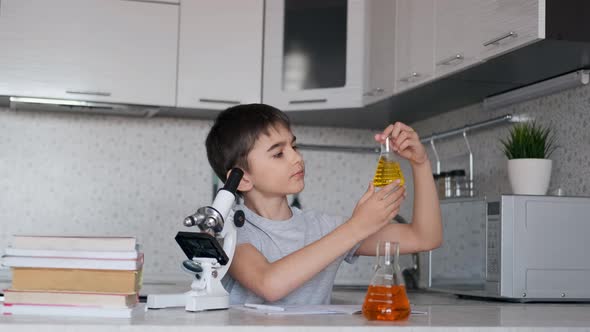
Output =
[{"x1": 8, "y1": 96, "x2": 159, "y2": 118}]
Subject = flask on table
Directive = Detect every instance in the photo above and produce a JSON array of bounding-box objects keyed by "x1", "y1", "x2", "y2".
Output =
[{"x1": 362, "y1": 241, "x2": 411, "y2": 321}]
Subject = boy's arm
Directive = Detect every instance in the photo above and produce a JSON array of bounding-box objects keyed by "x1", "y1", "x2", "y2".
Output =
[{"x1": 229, "y1": 181, "x2": 404, "y2": 303}]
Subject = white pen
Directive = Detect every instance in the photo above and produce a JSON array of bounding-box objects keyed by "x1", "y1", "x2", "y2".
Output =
[{"x1": 244, "y1": 303, "x2": 285, "y2": 312}]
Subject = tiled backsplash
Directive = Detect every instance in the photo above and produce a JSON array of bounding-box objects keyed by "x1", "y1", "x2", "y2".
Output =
[
  {"x1": 411, "y1": 83, "x2": 590, "y2": 201},
  {"x1": 0, "y1": 108, "x2": 383, "y2": 285},
  {"x1": 408, "y1": 83, "x2": 590, "y2": 288},
  {"x1": 1, "y1": 82, "x2": 589, "y2": 287}
]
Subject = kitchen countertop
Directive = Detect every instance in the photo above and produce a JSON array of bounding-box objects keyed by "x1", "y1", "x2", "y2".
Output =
[{"x1": 1, "y1": 288, "x2": 590, "y2": 331}]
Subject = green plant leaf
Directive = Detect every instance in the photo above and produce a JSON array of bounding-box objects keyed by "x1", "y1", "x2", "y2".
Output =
[{"x1": 501, "y1": 121, "x2": 556, "y2": 159}]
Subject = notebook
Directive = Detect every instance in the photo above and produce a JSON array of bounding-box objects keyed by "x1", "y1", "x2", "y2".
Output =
[
  {"x1": 1, "y1": 253, "x2": 143, "y2": 271},
  {"x1": 11, "y1": 235, "x2": 137, "y2": 251},
  {"x1": 2, "y1": 303, "x2": 146, "y2": 318}
]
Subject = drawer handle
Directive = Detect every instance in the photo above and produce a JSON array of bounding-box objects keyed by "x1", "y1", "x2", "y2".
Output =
[
  {"x1": 436, "y1": 54, "x2": 464, "y2": 66},
  {"x1": 119, "y1": 0, "x2": 179, "y2": 6},
  {"x1": 363, "y1": 88, "x2": 385, "y2": 97},
  {"x1": 198, "y1": 98, "x2": 241, "y2": 105},
  {"x1": 399, "y1": 72, "x2": 422, "y2": 83},
  {"x1": 483, "y1": 31, "x2": 518, "y2": 47},
  {"x1": 66, "y1": 90, "x2": 111, "y2": 97},
  {"x1": 288, "y1": 99, "x2": 328, "y2": 105}
]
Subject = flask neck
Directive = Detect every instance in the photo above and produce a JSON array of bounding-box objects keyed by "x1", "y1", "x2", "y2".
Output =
[
  {"x1": 370, "y1": 241, "x2": 403, "y2": 287},
  {"x1": 379, "y1": 137, "x2": 398, "y2": 161},
  {"x1": 376, "y1": 241, "x2": 400, "y2": 267}
]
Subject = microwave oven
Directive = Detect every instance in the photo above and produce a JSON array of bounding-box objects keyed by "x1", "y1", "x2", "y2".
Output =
[{"x1": 426, "y1": 195, "x2": 590, "y2": 302}]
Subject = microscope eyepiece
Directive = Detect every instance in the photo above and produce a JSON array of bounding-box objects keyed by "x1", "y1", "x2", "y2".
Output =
[{"x1": 223, "y1": 168, "x2": 244, "y2": 194}]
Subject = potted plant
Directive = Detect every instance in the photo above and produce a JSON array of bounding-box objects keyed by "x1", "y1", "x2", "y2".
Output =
[{"x1": 500, "y1": 121, "x2": 557, "y2": 195}]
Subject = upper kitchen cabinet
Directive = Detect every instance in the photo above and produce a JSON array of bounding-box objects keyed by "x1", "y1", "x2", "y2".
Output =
[
  {"x1": 362, "y1": 0, "x2": 397, "y2": 106},
  {"x1": 262, "y1": 0, "x2": 396, "y2": 111},
  {"x1": 394, "y1": 0, "x2": 435, "y2": 93},
  {"x1": 176, "y1": 0, "x2": 264, "y2": 110},
  {"x1": 0, "y1": 0, "x2": 178, "y2": 106},
  {"x1": 434, "y1": 0, "x2": 486, "y2": 79},
  {"x1": 478, "y1": 0, "x2": 542, "y2": 60},
  {"x1": 433, "y1": 0, "x2": 542, "y2": 79}
]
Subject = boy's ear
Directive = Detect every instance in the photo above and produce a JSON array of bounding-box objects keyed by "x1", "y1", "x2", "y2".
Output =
[{"x1": 226, "y1": 169, "x2": 253, "y2": 192}]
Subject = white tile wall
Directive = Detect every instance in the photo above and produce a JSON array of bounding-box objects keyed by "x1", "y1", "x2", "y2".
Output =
[
  {"x1": 411, "y1": 82, "x2": 590, "y2": 202},
  {"x1": 0, "y1": 108, "x2": 392, "y2": 286},
  {"x1": 409, "y1": 83, "x2": 590, "y2": 288},
  {"x1": 2, "y1": 81, "x2": 589, "y2": 288}
]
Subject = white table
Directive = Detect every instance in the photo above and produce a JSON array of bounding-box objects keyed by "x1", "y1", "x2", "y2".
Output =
[{"x1": 1, "y1": 289, "x2": 590, "y2": 331}]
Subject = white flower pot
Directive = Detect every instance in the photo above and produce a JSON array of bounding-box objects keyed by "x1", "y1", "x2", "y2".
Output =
[{"x1": 507, "y1": 158, "x2": 553, "y2": 195}]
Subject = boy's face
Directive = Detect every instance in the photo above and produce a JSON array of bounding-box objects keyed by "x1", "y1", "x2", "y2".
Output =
[{"x1": 244, "y1": 124, "x2": 305, "y2": 197}]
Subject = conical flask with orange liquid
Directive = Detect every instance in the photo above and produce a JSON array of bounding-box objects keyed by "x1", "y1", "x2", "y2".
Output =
[
  {"x1": 372, "y1": 137, "x2": 405, "y2": 187},
  {"x1": 362, "y1": 241, "x2": 411, "y2": 321}
]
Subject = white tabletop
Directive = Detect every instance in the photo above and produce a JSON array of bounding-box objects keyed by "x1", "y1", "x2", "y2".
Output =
[{"x1": 1, "y1": 289, "x2": 590, "y2": 331}]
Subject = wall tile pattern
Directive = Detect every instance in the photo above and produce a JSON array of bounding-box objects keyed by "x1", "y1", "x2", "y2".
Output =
[
  {"x1": 1, "y1": 83, "x2": 589, "y2": 287},
  {"x1": 0, "y1": 108, "x2": 385, "y2": 284}
]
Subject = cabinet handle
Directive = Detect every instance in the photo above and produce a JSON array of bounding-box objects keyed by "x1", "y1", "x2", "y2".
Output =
[
  {"x1": 198, "y1": 98, "x2": 241, "y2": 105},
  {"x1": 436, "y1": 54, "x2": 464, "y2": 66},
  {"x1": 363, "y1": 88, "x2": 385, "y2": 97},
  {"x1": 66, "y1": 90, "x2": 111, "y2": 97},
  {"x1": 120, "y1": 0, "x2": 179, "y2": 6},
  {"x1": 399, "y1": 72, "x2": 422, "y2": 83},
  {"x1": 483, "y1": 31, "x2": 518, "y2": 47},
  {"x1": 288, "y1": 99, "x2": 328, "y2": 105}
]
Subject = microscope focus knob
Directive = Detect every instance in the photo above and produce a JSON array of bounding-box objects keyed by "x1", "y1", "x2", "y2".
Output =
[
  {"x1": 234, "y1": 210, "x2": 245, "y2": 227},
  {"x1": 184, "y1": 216, "x2": 196, "y2": 227}
]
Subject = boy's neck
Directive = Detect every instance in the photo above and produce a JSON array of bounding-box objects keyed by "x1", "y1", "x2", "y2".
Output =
[{"x1": 243, "y1": 192, "x2": 293, "y2": 221}]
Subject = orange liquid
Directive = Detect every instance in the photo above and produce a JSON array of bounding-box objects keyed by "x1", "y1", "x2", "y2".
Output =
[
  {"x1": 373, "y1": 156, "x2": 405, "y2": 187},
  {"x1": 362, "y1": 285, "x2": 411, "y2": 321}
]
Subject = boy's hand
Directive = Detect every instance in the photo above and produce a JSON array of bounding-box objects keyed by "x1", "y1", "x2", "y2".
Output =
[
  {"x1": 350, "y1": 181, "x2": 406, "y2": 238},
  {"x1": 375, "y1": 122, "x2": 427, "y2": 166}
]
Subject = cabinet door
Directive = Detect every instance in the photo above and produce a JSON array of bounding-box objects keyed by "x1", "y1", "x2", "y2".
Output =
[
  {"x1": 263, "y1": 0, "x2": 366, "y2": 111},
  {"x1": 176, "y1": 0, "x2": 263, "y2": 109},
  {"x1": 478, "y1": 0, "x2": 541, "y2": 60},
  {"x1": 362, "y1": 0, "x2": 396, "y2": 105},
  {"x1": 0, "y1": 0, "x2": 178, "y2": 106},
  {"x1": 434, "y1": 0, "x2": 484, "y2": 79},
  {"x1": 395, "y1": 0, "x2": 435, "y2": 93}
]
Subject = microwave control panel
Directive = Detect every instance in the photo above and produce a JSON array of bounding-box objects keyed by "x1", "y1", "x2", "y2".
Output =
[{"x1": 486, "y1": 202, "x2": 501, "y2": 282}]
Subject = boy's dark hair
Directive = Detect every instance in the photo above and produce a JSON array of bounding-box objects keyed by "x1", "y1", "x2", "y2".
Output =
[{"x1": 206, "y1": 104, "x2": 291, "y2": 183}]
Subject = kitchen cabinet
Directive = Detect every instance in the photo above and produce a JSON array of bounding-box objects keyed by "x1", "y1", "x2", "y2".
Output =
[
  {"x1": 434, "y1": 0, "x2": 485, "y2": 79},
  {"x1": 176, "y1": 0, "x2": 264, "y2": 110},
  {"x1": 399, "y1": 0, "x2": 541, "y2": 85},
  {"x1": 362, "y1": 0, "x2": 397, "y2": 105},
  {"x1": 262, "y1": 0, "x2": 396, "y2": 111},
  {"x1": 430, "y1": 0, "x2": 542, "y2": 80},
  {"x1": 394, "y1": 0, "x2": 435, "y2": 93},
  {"x1": 0, "y1": 0, "x2": 178, "y2": 106},
  {"x1": 478, "y1": 0, "x2": 542, "y2": 60}
]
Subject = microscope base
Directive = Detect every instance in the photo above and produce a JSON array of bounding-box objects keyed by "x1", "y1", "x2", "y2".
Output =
[
  {"x1": 147, "y1": 292, "x2": 229, "y2": 312},
  {"x1": 146, "y1": 292, "x2": 187, "y2": 309},
  {"x1": 186, "y1": 294, "x2": 229, "y2": 312}
]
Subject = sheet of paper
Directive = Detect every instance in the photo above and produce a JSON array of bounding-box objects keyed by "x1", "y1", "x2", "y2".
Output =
[
  {"x1": 232, "y1": 304, "x2": 428, "y2": 316},
  {"x1": 232, "y1": 304, "x2": 360, "y2": 315}
]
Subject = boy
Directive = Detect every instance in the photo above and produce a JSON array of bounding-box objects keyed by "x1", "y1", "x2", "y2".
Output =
[{"x1": 206, "y1": 104, "x2": 442, "y2": 305}]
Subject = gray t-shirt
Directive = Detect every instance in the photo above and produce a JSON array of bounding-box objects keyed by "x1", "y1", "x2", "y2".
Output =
[{"x1": 223, "y1": 203, "x2": 360, "y2": 305}]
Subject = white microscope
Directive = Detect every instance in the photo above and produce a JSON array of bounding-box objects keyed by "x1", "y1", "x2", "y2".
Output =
[{"x1": 146, "y1": 168, "x2": 245, "y2": 312}]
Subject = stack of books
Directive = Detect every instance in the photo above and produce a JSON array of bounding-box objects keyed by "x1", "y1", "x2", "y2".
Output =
[{"x1": 1, "y1": 235, "x2": 145, "y2": 318}]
